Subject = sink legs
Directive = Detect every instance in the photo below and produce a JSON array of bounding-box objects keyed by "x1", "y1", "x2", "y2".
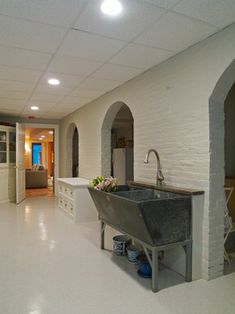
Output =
[
  {"x1": 101, "y1": 220, "x2": 106, "y2": 249},
  {"x1": 151, "y1": 247, "x2": 159, "y2": 292},
  {"x1": 99, "y1": 219, "x2": 192, "y2": 292},
  {"x1": 184, "y1": 242, "x2": 192, "y2": 282}
]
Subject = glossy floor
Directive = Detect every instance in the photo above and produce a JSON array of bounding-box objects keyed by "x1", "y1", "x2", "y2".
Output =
[{"x1": 0, "y1": 197, "x2": 234, "y2": 314}]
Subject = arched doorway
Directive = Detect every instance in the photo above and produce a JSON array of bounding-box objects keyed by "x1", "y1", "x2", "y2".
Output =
[
  {"x1": 72, "y1": 128, "x2": 79, "y2": 177},
  {"x1": 66, "y1": 123, "x2": 79, "y2": 177},
  {"x1": 209, "y1": 60, "x2": 235, "y2": 274},
  {"x1": 101, "y1": 102, "x2": 134, "y2": 184}
]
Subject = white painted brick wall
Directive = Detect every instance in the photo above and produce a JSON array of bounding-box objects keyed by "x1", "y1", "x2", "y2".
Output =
[{"x1": 60, "y1": 24, "x2": 235, "y2": 280}]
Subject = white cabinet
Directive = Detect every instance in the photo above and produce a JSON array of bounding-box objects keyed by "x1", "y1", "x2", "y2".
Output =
[
  {"x1": 57, "y1": 177, "x2": 97, "y2": 223},
  {"x1": 0, "y1": 126, "x2": 16, "y2": 203}
]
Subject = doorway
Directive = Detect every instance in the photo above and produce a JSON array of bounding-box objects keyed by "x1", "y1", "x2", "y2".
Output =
[
  {"x1": 209, "y1": 60, "x2": 235, "y2": 277},
  {"x1": 72, "y1": 127, "x2": 79, "y2": 177},
  {"x1": 24, "y1": 127, "x2": 55, "y2": 198},
  {"x1": 224, "y1": 82, "x2": 235, "y2": 272},
  {"x1": 66, "y1": 123, "x2": 79, "y2": 178},
  {"x1": 101, "y1": 102, "x2": 134, "y2": 184}
]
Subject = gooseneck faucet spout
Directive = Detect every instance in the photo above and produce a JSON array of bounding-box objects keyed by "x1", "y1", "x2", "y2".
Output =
[{"x1": 144, "y1": 149, "x2": 164, "y2": 186}]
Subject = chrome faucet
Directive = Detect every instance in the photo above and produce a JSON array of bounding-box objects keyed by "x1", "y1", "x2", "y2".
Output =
[{"x1": 144, "y1": 149, "x2": 164, "y2": 186}]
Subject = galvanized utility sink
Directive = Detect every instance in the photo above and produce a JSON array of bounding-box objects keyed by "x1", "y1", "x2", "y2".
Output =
[
  {"x1": 89, "y1": 185, "x2": 191, "y2": 247},
  {"x1": 88, "y1": 183, "x2": 193, "y2": 292}
]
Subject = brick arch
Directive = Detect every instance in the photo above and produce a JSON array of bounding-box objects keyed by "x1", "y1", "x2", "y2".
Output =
[
  {"x1": 208, "y1": 60, "x2": 235, "y2": 276},
  {"x1": 65, "y1": 122, "x2": 79, "y2": 177},
  {"x1": 101, "y1": 101, "x2": 134, "y2": 177}
]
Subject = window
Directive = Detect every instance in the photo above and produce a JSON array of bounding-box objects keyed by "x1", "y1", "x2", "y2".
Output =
[{"x1": 32, "y1": 143, "x2": 42, "y2": 165}]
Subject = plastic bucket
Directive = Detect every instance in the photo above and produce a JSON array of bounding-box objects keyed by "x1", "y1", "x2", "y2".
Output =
[
  {"x1": 137, "y1": 254, "x2": 152, "y2": 278},
  {"x1": 113, "y1": 235, "x2": 130, "y2": 255},
  {"x1": 126, "y1": 245, "x2": 141, "y2": 263}
]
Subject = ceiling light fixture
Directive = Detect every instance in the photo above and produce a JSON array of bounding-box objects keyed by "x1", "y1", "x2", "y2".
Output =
[
  {"x1": 41, "y1": 135, "x2": 45, "y2": 138},
  {"x1": 101, "y1": 0, "x2": 123, "y2": 16},
  {"x1": 30, "y1": 106, "x2": 39, "y2": 111},
  {"x1": 49, "y1": 131, "x2": 53, "y2": 134},
  {"x1": 48, "y1": 78, "x2": 60, "y2": 86}
]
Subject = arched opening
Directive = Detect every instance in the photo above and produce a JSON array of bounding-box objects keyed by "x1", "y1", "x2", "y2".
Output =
[
  {"x1": 72, "y1": 128, "x2": 79, "y2": 177},
  {"x1": 101, "y1": 102, "x2": 134, "y2": 184},
  {"x1": 66, "y1": 123, "x2": 79, "y2": 177},
  {"x1": 209, "y1": 60, "x2": 235, "y2": 276}
]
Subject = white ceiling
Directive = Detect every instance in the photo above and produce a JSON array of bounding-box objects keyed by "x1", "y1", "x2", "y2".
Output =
[{"x1": 0, "y1": 0, "x2": 234, "y2": 120}]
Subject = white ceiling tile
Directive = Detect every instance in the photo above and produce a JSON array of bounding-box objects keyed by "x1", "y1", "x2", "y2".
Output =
[
  {"x1": 0, "y1": 98, "x2": 27, "y2": 107},
  {"x1": 30, "y1": 93, "x2": 65, "y2": 103},
  {"x1": 23, "y1": 103, "x2": 55, "y2": 111},
  {"x1": 134, "y1": 12, "x2": 217, "y2": 52},
  {"x1": 110, "y1": 43, "x2": 174, "y2": 69},
  {"x1": 92, "y1": 63, "x2": 142, "y2": 81},
  {"x1": 0, "y1": 46, "x2": 51, "y2": 70},
  {"x1": 74, "y1": 0, "x2": 165, "y2": 41},
  {"x1": 58, "y1": 96, "x2": 84, "y2": 105},
  {"x1": 0, "y1": 15, "x2": 66, "y2": 53},
  {"x1": 34, "y1": 85, "x2": 72, "y2": 96},
  {"x1": 0, "y1": 79, "x2": 35, "y2": 92},
  {"x1": 0, "y1": 108, "x2": 22, "y2": 115},
  {"x1": 70, "y1": 88, "x2": 105, "y2": 99},
  {"x1": 78, "y1": 77, "x2": 122, "y2": 91},
  {"x1": 0, "y1": 0, "x2": 86, "y2": 27},
  {"x1": 142, "y1": 0, "x2": 181, "y2": 9},
  {"x1": 48, "y1": 55, "x2": 102, "y2": 76},
  {"x1": 0, "y1": 66, "x2": 41, "y2": 83},
  {"x1": 47, "y1": 104, "x2": 77, "y2": 113},
  {"x1": 0, "y1": 90, "x2": 30, "y2": 100},
  {"x1": 39, "y1": 111, "x2": 67, "y2": 119},
  {"x1": 42, "y1": 110, "x2": 66, "y2": 117},
  {"x1": 26, "y1": 103, "x2": 58, "y2": 114},
  {"x1": 173, "y1": 0, "x2": 235, "y2": 28},
  {"x1": 40, "y1": 72, "x2": 85, "y2": 89},
  {"x1": 58, "y1": 30, "x2": 126, "y2": 62}
]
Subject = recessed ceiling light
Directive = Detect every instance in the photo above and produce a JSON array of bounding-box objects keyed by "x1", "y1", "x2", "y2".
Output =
[
  {"x1": 49, "y1": 131, "x2": 53, "y2": 134},
  {"x1": 101, "y1": 0, "x2": 122, "y2": 16},
  {"x1": 30, "y1": 106, "x2": 39, "y2": 111},
  {"x1": 41, "y1": 135, "x2": 45, "y2": 138},
  {"x1": 48, "y1": 78, "x2": 60, "y2": 86}
]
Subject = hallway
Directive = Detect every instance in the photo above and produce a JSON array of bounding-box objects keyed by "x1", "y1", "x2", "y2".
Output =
[{"x1": 0, "y1": 197, "x2": 234, "y2": 314}]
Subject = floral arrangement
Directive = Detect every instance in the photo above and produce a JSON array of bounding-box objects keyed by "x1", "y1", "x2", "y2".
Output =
[{"x1": 90, "y1": 176, "x2": 118, "y2": 192}]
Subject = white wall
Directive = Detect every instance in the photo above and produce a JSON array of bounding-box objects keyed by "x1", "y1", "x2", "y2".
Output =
[{"x1": 59, "y1": 24, "x2": 235, "y2": 280}]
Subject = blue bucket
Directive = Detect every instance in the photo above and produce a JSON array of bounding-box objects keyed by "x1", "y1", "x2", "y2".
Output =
[
  {"x1": 113, "y1": 235, "x2": 130, "y2": 255},
  {"x1": 137, "y1": 254, "x2": 152, "y2": 278}
]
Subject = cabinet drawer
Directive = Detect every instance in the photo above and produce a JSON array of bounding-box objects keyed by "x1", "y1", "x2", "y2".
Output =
[
  {"x1": 59, "y1": 197, "x2": 74, "y2": 218},
  {"x1": 64, "y1": 186, "x2": 73, "y2": 198},
  {"x1": 68, "y1": 201, "x2": 74, "y2": 216},
  {"x1": 59, "y1": 184, "x2": 63, "y2": 193},
  {"x1": 59, "y1": 196, "x2": 64, "y2": 208}
]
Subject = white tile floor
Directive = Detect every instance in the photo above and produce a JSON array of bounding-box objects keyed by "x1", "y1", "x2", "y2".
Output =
[{"x1": 0, "y1": 196, "x2": 235, "y2": 314}]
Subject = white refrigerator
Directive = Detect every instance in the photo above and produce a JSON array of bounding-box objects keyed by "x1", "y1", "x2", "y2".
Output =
[{"x1": 112, "y1": 148, "x2": 133, "y2": 185}]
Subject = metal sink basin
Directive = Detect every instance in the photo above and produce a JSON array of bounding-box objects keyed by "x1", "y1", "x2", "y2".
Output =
[
  {"x1": 113, "y1": 188, "x2": 182, "y2": 201},
  {"x1": 88, "y1": 185, "x2": 191, "y2": 247}
]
